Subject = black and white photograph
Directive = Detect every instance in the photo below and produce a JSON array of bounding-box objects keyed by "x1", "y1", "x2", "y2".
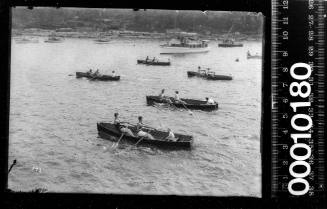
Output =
[{"x1": 8, "y1": 7, "x2": 263, "y2": 196}]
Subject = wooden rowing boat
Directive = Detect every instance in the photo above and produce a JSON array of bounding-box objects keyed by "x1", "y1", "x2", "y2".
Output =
[
  {"x1": 97, "y1": 122, "x2": 193, "y2": 149},
  {"x1": 137, "y1": 59, "x2": 170, "y2": 66},
  {"x1": 146, "y1": 96, "x2": 218, "y2": 111},
  {"x1": 187, "y1": 71, "x2": 233, "y2": 80},
  {"x1": 76, "y1": 72, "x2": 120, "y2": 81}
]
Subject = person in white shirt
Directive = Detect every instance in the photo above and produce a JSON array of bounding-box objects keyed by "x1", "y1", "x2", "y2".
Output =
[
  {"x1": 174, "y1": 91, "x2": 180, "y2": 100},
  {"x1": 111, "y1": 70, "x2": 116, "y2": 77},
  {"x1": 206, "y1": 97, "x2": 215, "y2": 104},
  {"x1": 113, "y1": 113, "x2": 135, "y2": 137},
  {"x1": 165, "y1": 128, "x2": 178, "y2": 142},
  {"x1": 174, "y1": 91, "x2": 186, "y2": 104},
  {"x1": 136, "y1": 116, "x2": 154, "y2": 140}
]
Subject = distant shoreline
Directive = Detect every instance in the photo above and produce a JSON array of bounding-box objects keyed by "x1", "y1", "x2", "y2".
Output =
[{"x1": 12, "y1": 28, "x2": 263, "y2": 41}]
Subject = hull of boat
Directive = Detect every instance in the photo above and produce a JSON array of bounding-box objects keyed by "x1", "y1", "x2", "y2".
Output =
[
  {"x1": 146, "y1": 96, "x2": 218, "y2": 111},
  {"x1": 97, "y1": 123, "x2": 193, "y2": 150},
  {"x1": 76, "y1": 72, "x2": 120, "y2": 81},
  {"x1": 160, "y1": 46, "x2": 210, "y2": 54},
  {"x1": 187, "y1": 71, "x2": 233, "y2": 80}
]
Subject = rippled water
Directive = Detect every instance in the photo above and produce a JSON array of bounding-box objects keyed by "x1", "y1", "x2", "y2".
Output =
[{"x1": 9, "y1": 37, "x2": 262, "y2": 196}]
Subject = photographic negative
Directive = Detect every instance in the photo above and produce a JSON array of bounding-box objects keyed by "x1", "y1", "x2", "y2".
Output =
[{"x1": 9, "y1": 7, "x2": 263, "y2": 196}]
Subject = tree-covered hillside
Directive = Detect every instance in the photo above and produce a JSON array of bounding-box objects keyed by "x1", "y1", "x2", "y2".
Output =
[{"x1": 12, "y1": 7, "x2": 263, "y2": 35}]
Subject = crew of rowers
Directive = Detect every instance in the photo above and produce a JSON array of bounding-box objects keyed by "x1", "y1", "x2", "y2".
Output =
[
  {"x1": 158, "y1": 89, "x2": 215, "y2": 105},
  {"x1": 113, "y1": 113, "x2": 178, "y2": 142},
  {"x1": 197, "y1": 66, "x2": 214, "y2": 76},
  {"x1": 145, "y1": 56, "x2": 158, "y2": 62},
  {"x1": 86, "y1": 69, "x2": 117, "y2": 77}
]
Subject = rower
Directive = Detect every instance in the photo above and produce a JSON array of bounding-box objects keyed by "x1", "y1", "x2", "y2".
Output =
[
  {"x1": 247, "y1": 50, "x2": 251, "y2": 56},
  {"x1": 152, "y1": 57, "x2": 156, "y2": 62},
  {"x1": 111, "y1": 70, "x2": 116, "y2": 77},
  {"x1": 206, "y1": 68, "x2": 211, "y2": 75},
  {"x1": 158, "y1": 89, "x2": 165, "y2": 98},
  {"x1": 114, "y1": 113, "x2": 135, "y2": 137},
  {"x1": 145, "y1": 56, "x2": 149, "y2": 62},
  {"x1": 174, "y1": 91, "x2": 180, "y2": 101},
  {"x1": 136, "y1": 116, "x2": 154, "y2": 140},
  {"x1": 205, "y1": 97, "x2": 215, "y2": 104},
  {"x1": 174, "y1": 91, "x2": 186, "y2": 104},
  {"x1": 197, "y1": 66, "x2": 201, "y2": 73},
  {"x1": 165, "y1": 128, "x2": 178, "y2": 142},
  {"x1": 94, "y1": 69, "x2": 100, "y2": 77}
]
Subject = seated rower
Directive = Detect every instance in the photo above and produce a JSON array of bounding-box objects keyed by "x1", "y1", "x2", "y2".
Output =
[
  {"x1": 165, "y1": 128, "x2": 178, "y2": 142},
  {"x1": 158, "y1": 89, "x2": 166, "y2": 98},
  {"x1": 206, "y1": 68, "x2": 211, "y2": 75},
  {"x1": 205, "y1": 97, "x2": 215, "y2": 104},
  {"x1": 136, "y1": 116, "x2": 154, "y2": 140},
  {"x1": 111, "y1": 70, "x2": 116, "y2": 77},
  {"x1": 174, "y1": 91, "x2": 186, "y2": 104},
  {"x1": 88, "y1": 69, "x2": 93, "y2": 75},
  {"x1": 113, "y1": 113, "x2": 135, "y2": 137},
  {"x1": 145, "y1": 56, "x2": 149, "y2": 62},
  {"x1": 92, "y1": 69, "x2": 99, "y2": 77},
  {"x1": 197, "y1": 66, "x2": 201, "y2": 73},
  {"x1": 158, "y1": 89, "x2": 172, "y2": 104}
]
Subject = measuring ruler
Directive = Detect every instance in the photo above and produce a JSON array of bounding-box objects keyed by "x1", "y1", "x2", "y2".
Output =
[{"x1": 271, "y1": 0, "x2": 326, "y2": 197}]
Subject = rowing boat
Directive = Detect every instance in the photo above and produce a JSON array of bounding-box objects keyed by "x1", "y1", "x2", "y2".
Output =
[
  {"x1": 97, "y1": 122, "x2": 193, "y2": 149},
  {"x1": 247, "y1": 54, "x2": 262, "y2": 59},
  {"x1": 137, "y1": 59, "x2": 170, "y2": 66},
  {"x1": 146, "y1": 96, "x2": 218, "y2": 111},
  {"x1": 76, "y1": 72, "x2": 120, "y2": 81},
  {"x1": 187, "y1": 71, "x2": 233, "y2": 80}
]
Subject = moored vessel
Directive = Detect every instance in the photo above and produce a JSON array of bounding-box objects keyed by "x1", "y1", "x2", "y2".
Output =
[
  {"x1": 160, "y1": 32, "x2": 210, "y2": 54},
  {"x1": 44, "y1": 36, "x2": 64, "y2": 43},
  {"x1": 218, "y1": 39, "x2": 243, "y2": 47}
]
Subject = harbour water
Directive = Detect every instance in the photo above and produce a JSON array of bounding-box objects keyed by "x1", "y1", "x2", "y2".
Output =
[{"x1": 9, "y1": 37, "x2": 262, "y2": 196}]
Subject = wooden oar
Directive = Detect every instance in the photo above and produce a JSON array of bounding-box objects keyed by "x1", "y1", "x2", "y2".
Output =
[
  {"x1": 180, "y1": 102, "x2": 194, "y2": 115},
  {"x1": 112, "y1": 133, "x2": 125, "y2": 148}
]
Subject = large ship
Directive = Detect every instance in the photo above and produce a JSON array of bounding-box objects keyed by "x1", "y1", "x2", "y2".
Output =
[{"x1": 160, "y1": 32, "x2": 210, "y2": 54}]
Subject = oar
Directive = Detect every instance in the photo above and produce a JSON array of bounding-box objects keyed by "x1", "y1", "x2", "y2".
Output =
[
  {"x1": 180, "y1": 102, "x2": 194, "y2": 115},
  {"x1": 68, "y1": 74, "x2": 74, "y2": 76},
  {"x1": 8, "y1": 159, "x2": 17, "y2": 174},
  {"x1": 134, "y1": 135, "x2": 146, "y2": 147},
  {"x1": 132, "y1": 128, "x2": 155, "y2": 148},
  {"x1": 112, "y1": 133, "x2": 125, "y2": 148}
]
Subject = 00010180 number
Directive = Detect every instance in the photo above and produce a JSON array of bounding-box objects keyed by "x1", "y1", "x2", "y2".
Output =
[{"x1": 287, "y1": 63, "x2": 313, "y2": 196}]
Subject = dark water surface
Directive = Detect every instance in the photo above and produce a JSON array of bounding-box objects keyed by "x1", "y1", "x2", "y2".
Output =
[{"x1": 9, "y1": 38, "x2": 262, "y2": 196}]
